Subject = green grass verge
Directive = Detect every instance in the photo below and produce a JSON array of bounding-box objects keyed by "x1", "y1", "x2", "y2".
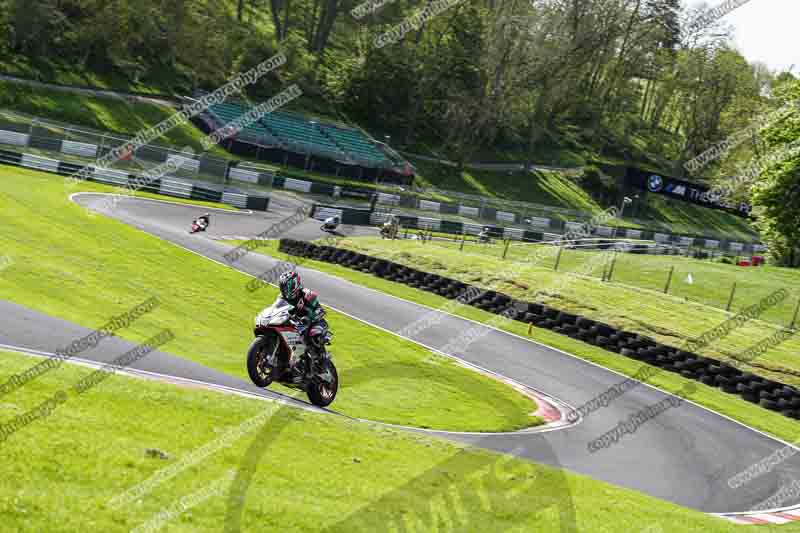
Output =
[
  {"x1": 0, "y1": 82, "x2": 228, "y2": 156},
  {"x1": 409, "y1": 236, "x2": 795, "y2": 325},
  {"x1": 0, "y1": 165, "x2": 538, "y2": 432},
  {"x1": 236, "y1": 239, "x2": 800, "y2": 445},
  {"x1": 410, "y1": 159, "x2": 598, "y2": 209},
  {"x1": 0, "y1": 348, "x2": 771, "y2": 532}
]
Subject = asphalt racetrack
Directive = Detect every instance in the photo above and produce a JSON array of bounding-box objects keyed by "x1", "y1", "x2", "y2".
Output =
[{"x1": 2, "y1": 191, "x2": 799, "y2": 517}]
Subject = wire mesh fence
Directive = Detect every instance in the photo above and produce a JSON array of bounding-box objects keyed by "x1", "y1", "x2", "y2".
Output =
[{"x1": 0, "y1": 109, "x2": 275, "y2": 195}]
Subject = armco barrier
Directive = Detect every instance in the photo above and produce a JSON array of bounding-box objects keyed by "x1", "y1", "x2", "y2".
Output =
[
  {"x1": 279, "y1": 238, "x2": 800, "y2": 422},
  {"x1": 0, "y1": 149, "x2": 270, "y2": 211},
  {"x1": 371, "y1": 192, "x2": 754, "y2": 247},
  {"x1": 312, "y1": 203, "x2": 371, "y2": 225},
  {"x1": 0, "y1": 124, "x2": 764, "y2": 248},
  {"x1": 359, "y1": 209, "x2": 754, "y2": 256}
]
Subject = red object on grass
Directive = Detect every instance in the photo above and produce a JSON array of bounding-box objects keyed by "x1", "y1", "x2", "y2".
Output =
[{"x1": 738, "y1": 260, "x2": 751, "y2": 267}]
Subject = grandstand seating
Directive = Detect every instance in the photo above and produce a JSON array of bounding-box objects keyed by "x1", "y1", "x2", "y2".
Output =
[
  {"x1": 320, "y1": 125, "x2": 390, "y2": 165},
  {"x1": 208, "y1": 102, "x2": 277, "y2": 144},
  {"x1": 205, "y1": 99, "x2": 397, "y2": 169},
  {"x1": 260, "y1": 113, "x2": 344, "y2": 158}
]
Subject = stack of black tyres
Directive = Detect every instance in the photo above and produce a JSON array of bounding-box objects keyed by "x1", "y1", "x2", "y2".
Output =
[{"x1": 278, "y1": 238, "x2": 800, "y2": 421}]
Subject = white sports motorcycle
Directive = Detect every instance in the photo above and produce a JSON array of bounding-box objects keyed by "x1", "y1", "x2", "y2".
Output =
[
  {"x1": 320, "y1": 216, "x2": 340, "y2": 233},
  {"x1": 246, "y1": 298, "x2": 339, "y2": 407}
]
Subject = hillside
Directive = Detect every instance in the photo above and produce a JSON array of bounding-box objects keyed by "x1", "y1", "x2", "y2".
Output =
[
  {"x1": 410, "y1": 157, "x2": 758, "y2": 240},
  {"x1": 3, "y1": 0, "x2": 787, "y2": 245}
]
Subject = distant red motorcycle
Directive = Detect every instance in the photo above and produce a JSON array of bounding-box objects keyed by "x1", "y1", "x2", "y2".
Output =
[{"x1": 189, "y1": 215, "x2": 210, "y2": 234}]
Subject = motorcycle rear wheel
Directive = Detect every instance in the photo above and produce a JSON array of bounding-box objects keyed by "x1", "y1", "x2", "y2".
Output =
[
  {"x1": 247, "y1": 335, "x2": 278, "y2": 387},
  {"x1": 307, "y1": 359, "x2": 338, "y2": 407}
]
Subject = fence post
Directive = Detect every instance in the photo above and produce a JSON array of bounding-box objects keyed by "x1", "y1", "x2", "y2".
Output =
[
  {"x1": 607, "y1": 252, "x2": 618, "y2": 282},
  {"x1": 404, "y1": 227, "x2": 409, "y2": 240},
  {"x1": 726, "y1": 282, "x2": 737, "y2": 312},
  {"x1": 791, "y1": 297, "x2": 800, "y2": 330},
  {"x1": 664, "y1": 266, "x2": 675, "y2": 294},
  {"x1": 460, "y1": 231, "x2": 466, "y2": 251},
  {"x1": 502, "y1": 239, "x2": 510, "y2": 259},
  {"x1": 554, "y1": 246, "x2": 564, "y2": 271}
]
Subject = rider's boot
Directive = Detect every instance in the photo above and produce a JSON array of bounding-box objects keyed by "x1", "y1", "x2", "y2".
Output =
[{"x1": 304, "y1": 335, "x2": 322, "y2": 378}]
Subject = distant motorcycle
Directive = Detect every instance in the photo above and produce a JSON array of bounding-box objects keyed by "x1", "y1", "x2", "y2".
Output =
[
  {"x1": 320, "y1": 216, "x2": 340, "y2": 233},
  {"x1": 246, "y1": 299, "x2": 339, "y2": 407},
  {"x1": 190, "y1": 215, "x2": 210, "y2": 234},
  {"x1": 478, "y1": 229, "x2": 491, "y2": 244},
  {"x1": 380, "y1": 221, "x2": 399, "y2": 239}
]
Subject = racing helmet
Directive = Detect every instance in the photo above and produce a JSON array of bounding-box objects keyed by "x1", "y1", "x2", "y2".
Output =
[{"x1": 279, "y1": 271, "x2": 302, "y2": 301}]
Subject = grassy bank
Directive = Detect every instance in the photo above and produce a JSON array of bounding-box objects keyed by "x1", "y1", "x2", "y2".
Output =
[
  {"x1": 0, "y1": 165, "x2": 538, "y2": 432},
  {"x1": 0, "y1": 348, "x2": 769, "y2": 532},
  {"x1": 0, "y1": 82, "x2": 227, "y2": 156},
  {"x1": 408, "y1": 158, "x2": 758, "y2": 240},
  {"x1": 409, "y1": 237, "x2": 794, "y2": 325}
]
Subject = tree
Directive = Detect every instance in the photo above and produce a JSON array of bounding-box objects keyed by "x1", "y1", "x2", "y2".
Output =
[
  {"x1": 7, "y1": 0, "x2": 69, "y2": 55},
  {"x1": 751, "y1": 79, "x2": 800, "y2": 266}
]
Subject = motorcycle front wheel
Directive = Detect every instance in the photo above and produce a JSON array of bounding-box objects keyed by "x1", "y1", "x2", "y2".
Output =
[
  {"x1": 307, "y1": 359, "x2": 338, "y2": 407},
  {"x1": 247, "y1": 335, "x2": 279, "y2": 387}
]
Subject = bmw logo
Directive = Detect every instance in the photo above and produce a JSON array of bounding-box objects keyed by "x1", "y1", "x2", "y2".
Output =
[{"x1": 647, "y1": 175, "x2": 663, "y2": 192}]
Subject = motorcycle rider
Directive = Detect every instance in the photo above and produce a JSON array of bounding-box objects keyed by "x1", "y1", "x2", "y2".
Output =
[
  {"x1": 323, "y1": 216, "x2": 340, "y2": 230},
  {"x1": 381, "y1": 215, "x2": 398, "y2": 238},
  {"x1": 277, "y1": 271, "x2": 328, "y2": 362},
  {"x1": 478, "y1": 227, "x2": 490, "y2": 243},
  {"x1": 195, "y1": 212, "x2": 210, "y2": 230}
]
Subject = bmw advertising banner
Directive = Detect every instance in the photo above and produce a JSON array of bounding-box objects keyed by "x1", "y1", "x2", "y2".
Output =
[{"x1": 626, "y1": 168, "x2": 752, "y2": 217}]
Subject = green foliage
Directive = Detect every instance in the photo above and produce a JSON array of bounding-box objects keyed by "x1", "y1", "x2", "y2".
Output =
[
  {"x1": 751, "y1": 79, "x2": 800, "y2": 266},
  {"x1": 578, "y1": 165, "x2": 619, "y2": 204},
  {"x1": 0, "y1": 0, "x2": 774, "y2": 166}
]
